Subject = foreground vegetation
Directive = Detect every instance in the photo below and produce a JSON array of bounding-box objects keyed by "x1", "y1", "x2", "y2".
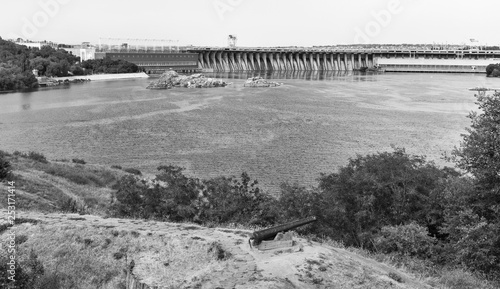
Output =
[{"x1": 1, "y1": 92, "x2": 500, "y2": 288}]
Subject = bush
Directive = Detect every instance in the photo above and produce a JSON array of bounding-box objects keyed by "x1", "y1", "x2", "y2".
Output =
[
  {"x1": 70, "y1": 65, "x2": 85, "y2": 76},
  {"x1": 27, "y1": 151, "x2": 48, "y2": 163},
  {"x1": 317, "y1": 148, "x2": 451, "y2": 247},
  {"x1": 0, "y1": 155, "x2": 12, "y2": 180},
  {"x1": 0, "y1": 250, "x2": 46, "y2": 288},
  {"x1": 123, "y1": 168, "x2": 141, "y2": 176},
  {"x1": 110, "y1": 167, "x2": 272, "y2": 225},
  {"x1": 111, "y1": 165, "x2": 122, "y2": 170},
  {"x1": 14, "y1": 151, "x2": 48, "y2": 163},
  {"x1": 373, "y1": 222, "x2": 436, "y2": 259},
  {"x1": 441, "y1": 209, "x2": 500, "y2": 276},
  {"x1": 486, "y1": 63, "x2": 500, "y2": 76},
  {"x1": 71, "y1": 158, "x2": 86, "y2": 165}
]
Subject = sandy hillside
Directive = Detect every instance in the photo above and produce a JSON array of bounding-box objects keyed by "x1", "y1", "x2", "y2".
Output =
[{"x1": 1, "y1": 209, "x2": 433, "y2": 289}]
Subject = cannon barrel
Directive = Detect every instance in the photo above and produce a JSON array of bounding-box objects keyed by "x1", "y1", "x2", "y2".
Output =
[{"x1": 251, "y1": 216, "x2": 317, "y2": 243}]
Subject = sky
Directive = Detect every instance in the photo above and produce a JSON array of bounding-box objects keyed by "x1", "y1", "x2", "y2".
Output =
[{"x1": 1, "y1": 0, "x2": 499, "y2": 47}]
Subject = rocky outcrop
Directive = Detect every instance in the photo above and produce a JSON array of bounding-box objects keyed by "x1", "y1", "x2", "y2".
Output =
[
  {"x1": 146, "y1": 70, "x2": 228, "y2": 89},
  {"x1": 243, "y1": 77, "x2": 282, "y2": 87}
]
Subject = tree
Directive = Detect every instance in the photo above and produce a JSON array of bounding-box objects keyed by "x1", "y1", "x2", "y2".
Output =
[
  {"x1": 486, "y1": 63, "x2": 500, "y2": 77},
  {"x1": 70, "y1": 65, "x2": 85, "y2": 75},
  {"x1": 30, "y1": 57, "x2": 51, "y2": 75},
  {"x1": 447, "y1": 92, "x2": 500, "y2": 276},
  {"x1": 155, "y1": 165, "x2": 201, "y2": 221},
  {"x1": 318, "y1": 148, "x2": 451, "y2": 247},
  {"x1": 452, "y1": 92, "x2": 500, "y2": 208}
]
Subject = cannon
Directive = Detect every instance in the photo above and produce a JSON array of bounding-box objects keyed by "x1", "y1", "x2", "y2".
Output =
[{"x1": 250, "y1": 216, "x2": 317, "y2": 248}]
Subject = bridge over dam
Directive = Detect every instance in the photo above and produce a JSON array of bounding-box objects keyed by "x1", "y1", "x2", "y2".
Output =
[{"x1": 186, "y1": 47, "x2": 500, "y2": 73}]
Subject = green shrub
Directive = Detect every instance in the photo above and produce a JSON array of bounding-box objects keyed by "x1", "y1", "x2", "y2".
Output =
[
  {"x1": 0, "y1": 155, "x2": 12, "y2": 180},
  {"x1": 373, "y1": 222, "x2": 436, "y2": 259},
  {"x1": 441, "y1": 209, "x2": 500, "y2": 277},
  {"x1": 317, "y1": 148, "x2": 452, "y2": 247},
  {"x1": 59, "y1": 198, "x2": 79, "y2": 213},
  {"x1": 13, "y1": 151, "x2": 48, "y2": 163},
  {"x1": 71, "y1": 158, "x2": 86, "y2": 165},
  {"x1": 0, "y1": 250, "x2": 46, "y2": 288}
]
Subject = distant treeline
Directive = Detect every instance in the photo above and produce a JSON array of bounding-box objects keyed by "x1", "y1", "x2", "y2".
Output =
[
  {"x1": 0, "y1": 37, "x2": 139, "y2": 91},
  {"x1": 80, "y1": 58, "x2": 139, "y2": 74}
]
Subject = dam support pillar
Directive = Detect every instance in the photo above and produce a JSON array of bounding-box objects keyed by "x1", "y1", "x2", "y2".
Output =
[
  {"x1": 249, "y1": 52, "x2": 256, "y2": 71},
  {"x1": 241, "y1": 52, "x2": 248, "y2": 70}
]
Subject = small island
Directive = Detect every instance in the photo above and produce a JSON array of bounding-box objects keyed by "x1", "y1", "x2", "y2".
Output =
[{"x1": 147, "y1": 70, "x2": 228, "y2": 89}]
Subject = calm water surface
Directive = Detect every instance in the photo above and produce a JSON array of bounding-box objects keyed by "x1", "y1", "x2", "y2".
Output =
[{"x1": 0, "y1": 72, "x2": 495, "y2": 192}]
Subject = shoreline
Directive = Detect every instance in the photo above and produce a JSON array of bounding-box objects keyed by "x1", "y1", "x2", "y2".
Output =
[{"x1": 51, "y1": 72, "x2": 150, "y2": 82}]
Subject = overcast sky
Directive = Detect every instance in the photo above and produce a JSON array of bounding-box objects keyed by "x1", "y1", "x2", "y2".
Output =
[{"x1": 1, "y1": 0, "x2": 499, "y2": 47}]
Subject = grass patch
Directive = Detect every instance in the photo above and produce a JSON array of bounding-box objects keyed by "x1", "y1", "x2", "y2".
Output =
[
  {"x1": 310, "y1": 235, "x2": 499, "y2": 289},
  {"x1": 42, "y1": 164, "x2": 111, "y2": 187},
  {"x1": 3, "y1": 156, "x2": 121, "y2": 214},
  {"x1": 3, "y1": 223, "x2": 227, "y2": 289}
]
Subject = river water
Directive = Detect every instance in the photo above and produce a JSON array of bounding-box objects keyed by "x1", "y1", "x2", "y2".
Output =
[{"x1": 0, "y1": 72, "x2": 495, "y2": 192}]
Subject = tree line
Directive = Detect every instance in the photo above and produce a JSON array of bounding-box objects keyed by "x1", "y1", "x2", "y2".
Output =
[{"x1": 0, "y1": 37, "x2": 139, "y2": 91}]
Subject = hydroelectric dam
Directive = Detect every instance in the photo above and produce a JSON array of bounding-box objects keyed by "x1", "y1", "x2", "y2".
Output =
[
  {"x1": 187, "y1": 47, "x2": 500, "y2": 73},
  {"x1": 96, "y1": 46, "x2": 500, "y2": 74}
]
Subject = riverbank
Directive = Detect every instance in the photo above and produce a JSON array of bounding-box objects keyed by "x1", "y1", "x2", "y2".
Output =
[{"x1": 52, "y1": 72, "x2": 150, "y2": 82}]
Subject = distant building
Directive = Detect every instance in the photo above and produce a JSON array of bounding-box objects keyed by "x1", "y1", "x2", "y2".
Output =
[
  {"x1": 12, "y1": 39, "x2": 59, "y2": 49},
  {"x1": 95, "y1": 52, "x2": 199, "y2": 73},
  {"x1": 64, "y1": 42, "x2": 96, "y2": 61},
  {"x1": 15, "y1": 41, "x2": 42, "y2": 49}
]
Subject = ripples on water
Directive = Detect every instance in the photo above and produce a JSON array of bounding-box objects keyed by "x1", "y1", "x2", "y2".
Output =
[{"x1": 0, "y1": 72, "x2": 494, "y2": 193}]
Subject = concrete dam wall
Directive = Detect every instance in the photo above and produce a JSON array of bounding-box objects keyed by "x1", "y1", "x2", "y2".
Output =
[
  {"x1": 187, "y1": 48, "x2": 500, "y2": 73},
  {"x1": 191, "y1": 50, "x2": 375, "y2": 72}
]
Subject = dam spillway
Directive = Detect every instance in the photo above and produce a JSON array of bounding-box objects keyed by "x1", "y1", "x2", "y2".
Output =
[
  {"x1": 187, "y1": 47, "x2": 500, "y2": 73},
  {"x1": 189, "y1": 48, "x2": 374, "y2": 72}
]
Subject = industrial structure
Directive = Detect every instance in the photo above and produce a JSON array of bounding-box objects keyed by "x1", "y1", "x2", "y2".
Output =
[
  {"x1": 9, "y1": 37, "x2": 500, "y2": 73},
  {"x1": 94, "y1": 38, "x2": 199, "y2": 73},
  {"x1": 187, "y1": 47, "x2": 500, "y2": 73}
]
